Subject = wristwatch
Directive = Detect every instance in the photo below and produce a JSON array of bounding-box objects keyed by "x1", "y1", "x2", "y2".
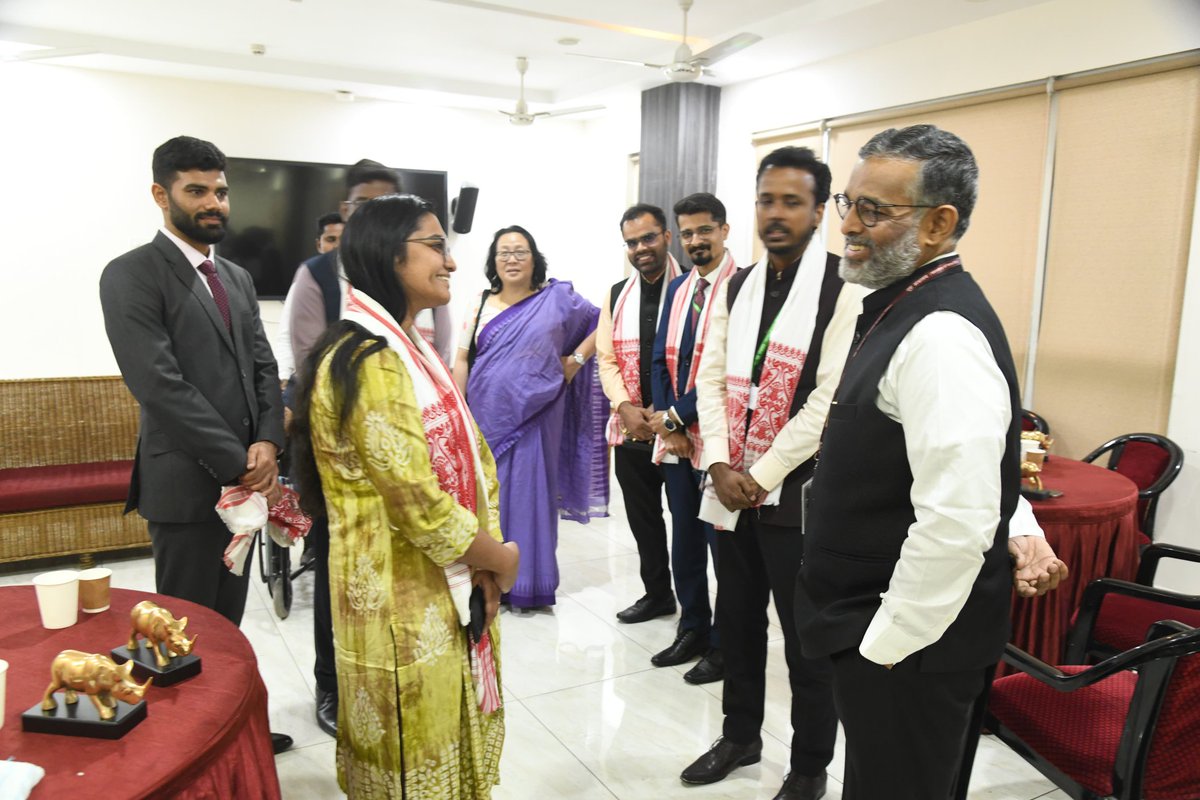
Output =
[
  {"x1": 572, "y1": 352, "x2": 586, "y2": 365},
  {"x1": 662, "y1": 412, "x2": 679, "y2": 433}
]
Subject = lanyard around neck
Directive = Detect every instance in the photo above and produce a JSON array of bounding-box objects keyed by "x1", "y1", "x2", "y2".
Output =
[{"x1": 847, "y1": 257, "x2": 961, "y2": 363}]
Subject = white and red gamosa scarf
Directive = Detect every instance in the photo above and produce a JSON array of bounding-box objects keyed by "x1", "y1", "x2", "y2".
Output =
[
  {"x1": 706, "y1": 235, "x2": 827, "y2": 525},
  {"x1": 343, "y1": 286, "x2": 501, "y2": 714},
  {"x1": 605, "y1": 254, "x2": 682, "y2": 445},
  {"x1": 652, "y1": 251, "x2": 738, "y2": 467}
]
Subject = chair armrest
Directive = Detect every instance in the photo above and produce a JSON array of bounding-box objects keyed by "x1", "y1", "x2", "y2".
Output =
[
  {"x1": 1004, "y1": 621, "x2": 1200, "y2": 691},
  {"x1": 1065, "y1": 578, "x2": 1200, "y2": 663},
  {"x1": 1137, "y1": 542, "x2": 1200, "y2": 584}
]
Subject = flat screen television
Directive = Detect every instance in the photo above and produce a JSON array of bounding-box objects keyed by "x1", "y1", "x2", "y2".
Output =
[{"x1": 220, "y1": 157, "x2": 449, "y2": 299}]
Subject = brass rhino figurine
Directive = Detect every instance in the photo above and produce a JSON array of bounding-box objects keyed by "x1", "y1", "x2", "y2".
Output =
[
  {"x1": 127, "y1": 600, "x2": 197, "y2": 668},
  {"x1": 42, "y1": 650, "x2": 152, "y2": 721}
]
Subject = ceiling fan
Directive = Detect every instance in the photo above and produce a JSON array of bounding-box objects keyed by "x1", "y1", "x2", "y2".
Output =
[
  {"x1": 498, "y1": 56, "x2": 604, "y2": 126},
  {"x1": 569, "y1": 0, "x2": 761, "y2": 84}
]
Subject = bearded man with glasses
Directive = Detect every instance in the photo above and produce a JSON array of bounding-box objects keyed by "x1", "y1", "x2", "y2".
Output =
[{"x1": 597, "y1": 204, "x2": 683, "y2": 625}]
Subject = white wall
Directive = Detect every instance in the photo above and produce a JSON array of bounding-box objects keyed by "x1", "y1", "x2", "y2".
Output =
[
  {"x1": 714, "y1": 0, "x2": 1200, "y2": 586},
  {"x1": 0, "y1": 64, "x2": 630, "y2": 378}
]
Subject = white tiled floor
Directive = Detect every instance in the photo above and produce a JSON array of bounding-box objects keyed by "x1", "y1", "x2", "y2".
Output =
[{"x1": 0, "y1": 482, "x2": 1066, "y2": 799}]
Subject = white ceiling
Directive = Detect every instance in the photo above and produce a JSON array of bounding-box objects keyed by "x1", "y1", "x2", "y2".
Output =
[{"x1": 0, "y1": 0, "x2": 1055, "y2": 113}]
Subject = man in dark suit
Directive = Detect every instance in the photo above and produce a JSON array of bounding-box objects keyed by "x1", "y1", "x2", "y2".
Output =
[
  {"x1": 100, "y1": 135, "x2": 285, "y2": 653},
  {"x1": 649, "y1": 192, "x2": 738, "y2": 684}
]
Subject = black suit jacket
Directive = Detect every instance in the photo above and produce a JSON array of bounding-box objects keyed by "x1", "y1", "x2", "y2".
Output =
[{"x1": 100, "y1": 232, "x2": 285, "y2": 524}]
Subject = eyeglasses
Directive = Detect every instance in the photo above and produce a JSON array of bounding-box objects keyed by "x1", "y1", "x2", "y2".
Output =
[
  {"x1": 406, "y1": 236, "x2": 450, "y2": 257},
  {"x1": 623, "y1": 231, "x2": 661, "y2": 250},
  {"x1": 833, "y1": 193, "x2": 937, "y2": 228},
  {"x1": 496, "y1": 249, "x2": 531, "y2": 262},
  {"x1": 679, "y1": 225, "x2": 717, "y2": 243}
]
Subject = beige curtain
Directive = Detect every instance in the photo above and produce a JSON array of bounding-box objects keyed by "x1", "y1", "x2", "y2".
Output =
[
  {"x1": 1032, "y1": 67, "x2": 1200, "y2": 456},
  {"x1": 826, "y1": 95, "x2": 1050, "y2": 382}
]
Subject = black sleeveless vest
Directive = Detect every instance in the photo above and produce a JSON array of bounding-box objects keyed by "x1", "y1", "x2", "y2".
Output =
[
  {"x1": 303, "y1": 250, "x2": 341, "y2": 325},
  {"x1": 796, "y1": 261, "x2": 1020, "y2": 672}
]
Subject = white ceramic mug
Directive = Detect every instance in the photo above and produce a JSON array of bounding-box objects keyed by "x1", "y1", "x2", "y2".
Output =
[
  {"x1": 78, "y1": 567, "x2": 113, "y2": 613},
  {"x1": 32, "y1": 570, "x2": 80, "y2": 629}
]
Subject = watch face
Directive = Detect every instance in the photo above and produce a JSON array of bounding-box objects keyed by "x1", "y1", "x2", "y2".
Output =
[{"x1": 664, "y1": 417, "x2": 677, "y2": 432}]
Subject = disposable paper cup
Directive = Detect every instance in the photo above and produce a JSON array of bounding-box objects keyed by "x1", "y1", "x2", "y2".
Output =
[
  {"x1": 79, "y1": 567, "x2": 113, "y2": 613},
  {"x1": 1026, "y1": 448, "x2": 1046, "y2": 466},
  {"x1": 0, "y1": 658, "x2": 8, "y2": 730},
  {"x1": 32, "y1": 570, "x2": 79, "y2": 629}
]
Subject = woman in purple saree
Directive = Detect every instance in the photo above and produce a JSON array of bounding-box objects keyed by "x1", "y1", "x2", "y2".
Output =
[{"x1": 454, "y1": 226, "x2": 609, "y2": 609}]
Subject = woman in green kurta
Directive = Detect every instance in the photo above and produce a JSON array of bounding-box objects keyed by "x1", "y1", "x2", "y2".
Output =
[{"x1": 292, "y1": 194, "x2": 519, "y2": 799}]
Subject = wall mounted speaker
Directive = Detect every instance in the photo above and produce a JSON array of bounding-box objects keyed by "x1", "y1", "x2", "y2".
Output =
[{"x1": 451, "y1": 184, "x2": 479, "y2": 234}]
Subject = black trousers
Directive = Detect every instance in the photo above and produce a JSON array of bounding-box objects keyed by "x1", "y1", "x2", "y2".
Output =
[
  {"x1": 148, "y1": 519, "x2": 251, "y2": 627},
  {"x1": 310, "y1": 515, "x2": 337, "y2": 694},
  {"x1": 662, "y1": 461, "x2": 718, "y2": 644},
  {"x1": 613, "y1": 444, "x2": 671, "y2": 599},
  {"x1": 831, "y1": 649, "x2": 989, "y2": 800},
  {"x1": 718, "y1": 515, "x2": 836, "y2": 775}
]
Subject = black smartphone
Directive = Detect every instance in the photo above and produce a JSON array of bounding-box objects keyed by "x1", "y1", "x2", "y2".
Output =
[{"x1": 467, "y1": 585, "x2": 486, "y2": 644}]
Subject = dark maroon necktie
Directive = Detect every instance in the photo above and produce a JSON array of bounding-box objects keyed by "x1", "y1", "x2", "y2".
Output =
[{"x1": 198, "y1": 259, "x2": 232, "y2": 332}]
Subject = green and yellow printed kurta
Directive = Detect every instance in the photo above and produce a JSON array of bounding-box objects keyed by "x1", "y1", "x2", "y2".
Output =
[{"x1": 310, "y1": 343, "x2": 504, "y2": 799}]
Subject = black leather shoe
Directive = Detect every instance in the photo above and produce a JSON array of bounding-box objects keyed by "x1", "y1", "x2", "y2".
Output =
[
  {"x1": 616, "y1": 593, "x2": 675, "y2": 624},
  {"x1": 316, "y1": 687, "x2": 338, "y2": 737},
  {"x1": 271, "y1": 732, "x2": 294, "y2": 755},
  {"x1": 772, "y1": 771, "x2": 827, "y2": 800},
  {"x1": 651, "y1": 628, "x2": 708, "y2": 667},
  {"x1": 683, "y1": 648, "x2": 724, "y2": 684},
  {"x1": 680, "y1": 737, "x2": 763, "y2": 785}
]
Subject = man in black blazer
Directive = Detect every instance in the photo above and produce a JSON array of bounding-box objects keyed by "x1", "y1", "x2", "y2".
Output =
[{"x1": 100, "y1": 136, "x2": 285, "y2": 631}]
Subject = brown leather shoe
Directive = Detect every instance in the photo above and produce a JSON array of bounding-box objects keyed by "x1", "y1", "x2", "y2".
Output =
[
  {"x1": 772, "y1": 770, "x2": 827, "y2": 800},
  {"x1": 680, "y1": 737, "x2": 763, "y2": 784}
]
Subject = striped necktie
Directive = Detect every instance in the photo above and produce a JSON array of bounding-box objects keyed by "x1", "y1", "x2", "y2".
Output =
[{"x1": 688, "y1": 277, "x2": 709, "y2": 338}]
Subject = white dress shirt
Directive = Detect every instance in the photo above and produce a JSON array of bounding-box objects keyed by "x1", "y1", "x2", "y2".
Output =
[
  {"x1": 160, "y1": 226, "x2": 215, "y2": 297},
  {"x1": 859, "y1": 310, "x2": 1031, "y2": 665}
]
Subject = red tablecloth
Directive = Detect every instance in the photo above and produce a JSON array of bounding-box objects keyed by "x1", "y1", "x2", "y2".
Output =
[
  {"x1": 0, "y1": 587, "x2": 281, "y2": 799},
  {"x1": 1007, "y1": 457, "x2": 1140, "y2": 671}
]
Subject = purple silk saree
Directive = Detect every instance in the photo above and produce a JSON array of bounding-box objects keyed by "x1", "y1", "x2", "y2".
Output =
[{"x1": 466, "y1": 280, "x2": 609, "y2": 607}]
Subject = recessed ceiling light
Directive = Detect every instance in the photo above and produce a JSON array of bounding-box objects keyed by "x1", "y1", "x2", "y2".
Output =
[
  {"x1": 250, "y1": 43, "x2": 266, "y2": 56},
  {"x1": 557, "y1": 37, "x2": 581, "y2": 46},
  {"x1": 335, "y1": 89, "x2": 355, "y2": 102}
]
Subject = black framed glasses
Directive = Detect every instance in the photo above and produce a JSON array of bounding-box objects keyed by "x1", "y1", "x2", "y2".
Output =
[
  {"x1": 623, "y1": 231, "x2": 661, "y2": 250},
  {"x1": 679, "y1": 225, "x2": 717, "y2": 243},
  {"x1": 833, "y1": 193, "x2": 937, "y2": 228}
]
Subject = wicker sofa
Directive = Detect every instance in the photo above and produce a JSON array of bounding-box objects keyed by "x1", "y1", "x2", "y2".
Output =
[{"x1": 0, "y1": 377, "x2": 149, "y2": 564}]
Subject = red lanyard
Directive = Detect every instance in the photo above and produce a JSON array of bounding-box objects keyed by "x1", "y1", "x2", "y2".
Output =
[{"x1": 847, "y1": 257, "x2": 961, "y2": 363}]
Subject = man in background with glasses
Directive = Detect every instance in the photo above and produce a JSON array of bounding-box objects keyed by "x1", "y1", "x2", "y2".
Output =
[
  {"x1": 596, "y1": 204, "x2": 682, "y2": 626},
  {"x1": 647, "y1": 192, "x2": 739, "y2": 685}
]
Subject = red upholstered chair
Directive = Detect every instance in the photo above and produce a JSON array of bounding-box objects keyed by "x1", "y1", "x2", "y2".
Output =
[
  {"x1": 986, "y1": 621, "x2": 1200, "y2": 800},
  {"x1": 1021, "y1": 409, "x2": 1051, "y2": 435},
  {"x1": 1065, "y1": 543, "x2": 1200, "y2": 664},
  {"x1": 1082, "y1": 433, "x2": 1183, "y2": 542}
]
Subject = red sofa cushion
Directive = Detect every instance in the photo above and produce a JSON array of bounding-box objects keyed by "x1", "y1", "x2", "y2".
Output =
[
  {"x1": 1092, "y1": 594, "x2": 1200, "y2": 653},
  {"x1": 0, "y1": 461, "x2": 133, "y2": 513},
  {"x1": 990, "y1": 665, "x2": 1132, "y2": 796}
]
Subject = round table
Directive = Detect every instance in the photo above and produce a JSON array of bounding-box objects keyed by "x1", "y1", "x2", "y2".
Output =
[
  {"x1": 0, "y1": 587, "x2": 281, "y2": 799},
  {"x1": 1008, "y1": 457, "x2": 1140, "y2": 670}
]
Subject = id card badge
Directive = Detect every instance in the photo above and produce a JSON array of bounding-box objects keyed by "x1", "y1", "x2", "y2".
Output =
[{"x1": 748, "y1": 384, "x2": 759, "y2": 411}]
